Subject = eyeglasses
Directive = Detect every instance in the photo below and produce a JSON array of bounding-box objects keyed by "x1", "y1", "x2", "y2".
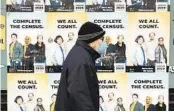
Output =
[{"x1": 100, "y1": 37, "x2": 104, "y2": 41}]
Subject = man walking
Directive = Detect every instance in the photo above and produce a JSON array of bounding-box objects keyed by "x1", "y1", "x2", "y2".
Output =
[{"x1": 54, "y1": 22, "x2": 105, "y2": 111}]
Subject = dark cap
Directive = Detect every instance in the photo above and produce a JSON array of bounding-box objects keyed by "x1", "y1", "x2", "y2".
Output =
[{"x1": 78, "y1": 22, "x2": 105, "y2": 43}]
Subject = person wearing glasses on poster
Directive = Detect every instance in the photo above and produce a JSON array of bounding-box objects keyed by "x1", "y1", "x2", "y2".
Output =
[
  {"x1": 34, "y1": 98, "x2": 45, "y2": 111},
  {"x1": 115, "y1": 97, "x2": 126, "y2": 111},
  {"x1": 132, "y1": 35, "x2": 147, "y2": 66},
  {"x1": 51, "y1": 35, "x2": 65, "y2": 66},
  {"x1": 13, "y1": 96, "x2": 26, "y2": 111}
]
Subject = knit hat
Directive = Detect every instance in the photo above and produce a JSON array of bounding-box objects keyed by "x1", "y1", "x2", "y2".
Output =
[{"x1": 77, "y1": 21, "x2": 105, "y2": 43}]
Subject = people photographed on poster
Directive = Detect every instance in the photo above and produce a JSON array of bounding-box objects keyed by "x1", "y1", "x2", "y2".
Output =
[
  {"x1": 115, "y1": 35, "x2": 126, "y2": 63},
  {"x1": 142, "y1": 0, "x2": 156, "y2": 8},
  {"x1": 132, "y1": 35, "x2": 147, "y2": 66},
  {"x1": 146, "y1": 32, "x2": 157, "y2": 66},
  {"x1": 51, "y1": 35, "x2": 65, "y2": 66},
  {"x1": 25, "y1": 93, "x2": 35, "y2": 111},
  {"x1": 105, "y1": 92, "x2": 116, "y2": 111},
  {"x1": 61, "y1": 0, "x2": 74, "y2": 9},
  {"x1": 50, "y1": 94, "x2": 57, "y2": 111},
  {"x1": 11, "y1": 0, "x2": 25, "y2": 5},
  {"x1": 34, "y1": 98, "x2": 45, "y2": 111},
  {"x1": 95, "y1": 38, "x2": 107, "y2": 66},
  {"x1": 130, "y1": 93, "x2": 144, "y2": 111},
  {"x1": 99, "y1": 96, "x2": 105, "y2": 111},
  {"x1": 33, "y1": 35, "x2": 46, "y2": 63},
  {"x1": 115, "y1": 97, "x2": 126, "y2": 111},
  {"x1": 155, "y1": 37, "x2": 167, "y2": 64},
  {"x1": 130, "y1": 0, "x2": 143, "y2": 7},
  {"x1": 50, "y1": 0, "x2": 62, "y2": 7},
  {"x1": 105, "y1": 36, "x2": 115, "y2": 55},
  {"x1": 9, "y1": 33, "x2": 23, "y2": 67},
  {"x1": 106, "y1": 0, "x2": 117, "y2": 5},
  {"x1": 22, "y1": 36, "x2": 34, "y2": 69},
  {"x1": 13, "y1": 96, "x2": 26, "y2": 111},
  {"x1": 144, "y1": 96, "x2": 155, "y2": 111},
  {"x1": 11, "y1": 0, "x2": 38, "y2": 5},
  {"x1": 98, "y1": 38, "x2": 107, "y2": 57},
  {"x1": 92, "y1": 0, "x2": 105, "y2": 5},
  {"x1": 46, "y1": 37, "x2": 54, "y2": 66},
  {"x1": 155, "y1": 95, "x2": 166, "y2": 111},
  {"x1": 64, "y1": 32, "x2": 76, "y2": 57}
]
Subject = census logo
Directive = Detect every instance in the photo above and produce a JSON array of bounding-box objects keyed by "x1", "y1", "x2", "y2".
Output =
[
  {"x1": 34, "y1": 63, "x2": 45, "y2": 73},
  {"x1": 169, "y1": 66, "x2": 174, "y2": 73}
]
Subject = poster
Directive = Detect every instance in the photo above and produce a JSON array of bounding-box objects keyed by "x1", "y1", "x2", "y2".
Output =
[
  {"x1": 126, "y1": 12, "x2": 170, "y2": 72},
  {"x1": 88, "y1": 12, "x2": 128, "y2": 72},
  {"x1": 48, "y1": 73, "x2": 61, "y2": 111},
  {"x1": 8, "y1": 73, "x2": 48, "y2": 111},
  {"x1": 98, "y1": 73, "x2": 128, "y2": 111},
  {"x1": 7, "y1": 13, "x2": 46, "y2": 73},
  {"x1": 6, "y1": 0, "x2": 44, "y2": 12},
  {"x1": 45, "y1": 12, "x2": 87, "y2": 72},
  {"x1": 45, "y1": 0, "x2": 74, "y2": 12},
  {"x1": 128, "y1": 73, "x2": 168, "y2": 111}
]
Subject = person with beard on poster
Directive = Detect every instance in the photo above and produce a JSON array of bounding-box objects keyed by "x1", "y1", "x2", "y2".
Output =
[
  {"x1": 34, "y1": 35, "x2": 46, "y2": 63},
  {"x1": 34, "y1": 98, "x2": 45, "y2": 111},
  {"x1": 144, "y1": 96, "x2": 155, "y2": 111},
  {"x1": 115, "y1": 35, "x2": 126, "y2": 63},
  {"x1": 105, "y1": 92, "x2": 117, "y2": 111},
  {"x1": 54, "y1": 22, "x2": 105, "y2": 111},
  {"x1": 23, "y1": 36, "x2": 34, "y2": 70},
  {"x1": 155, "y1": 95, "x2": 166, "y2": 111},
  {"x1": 26, "y1": 93, "x2": 35, "y2": 111},
  {"x1": 115, "y1": 97, "x2": 126, "y2": 111},
  {"x1": 130, "y1": 93, "x2": 144, "y2": 111},
  {"x1": 146, "y1": 32, "x2": 158, "y2": 66},
  {"x1": 64, "y1": 32, "x2": 76, "y2": 57},
  {"x1": 155, "y1": 37, "x2": 167, "y2": 64}
]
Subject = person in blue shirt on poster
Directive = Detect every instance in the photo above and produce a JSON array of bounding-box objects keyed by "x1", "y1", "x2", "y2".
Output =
[{"x1": 50, "y1": 0, "x2": 61, "y2": 7}]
